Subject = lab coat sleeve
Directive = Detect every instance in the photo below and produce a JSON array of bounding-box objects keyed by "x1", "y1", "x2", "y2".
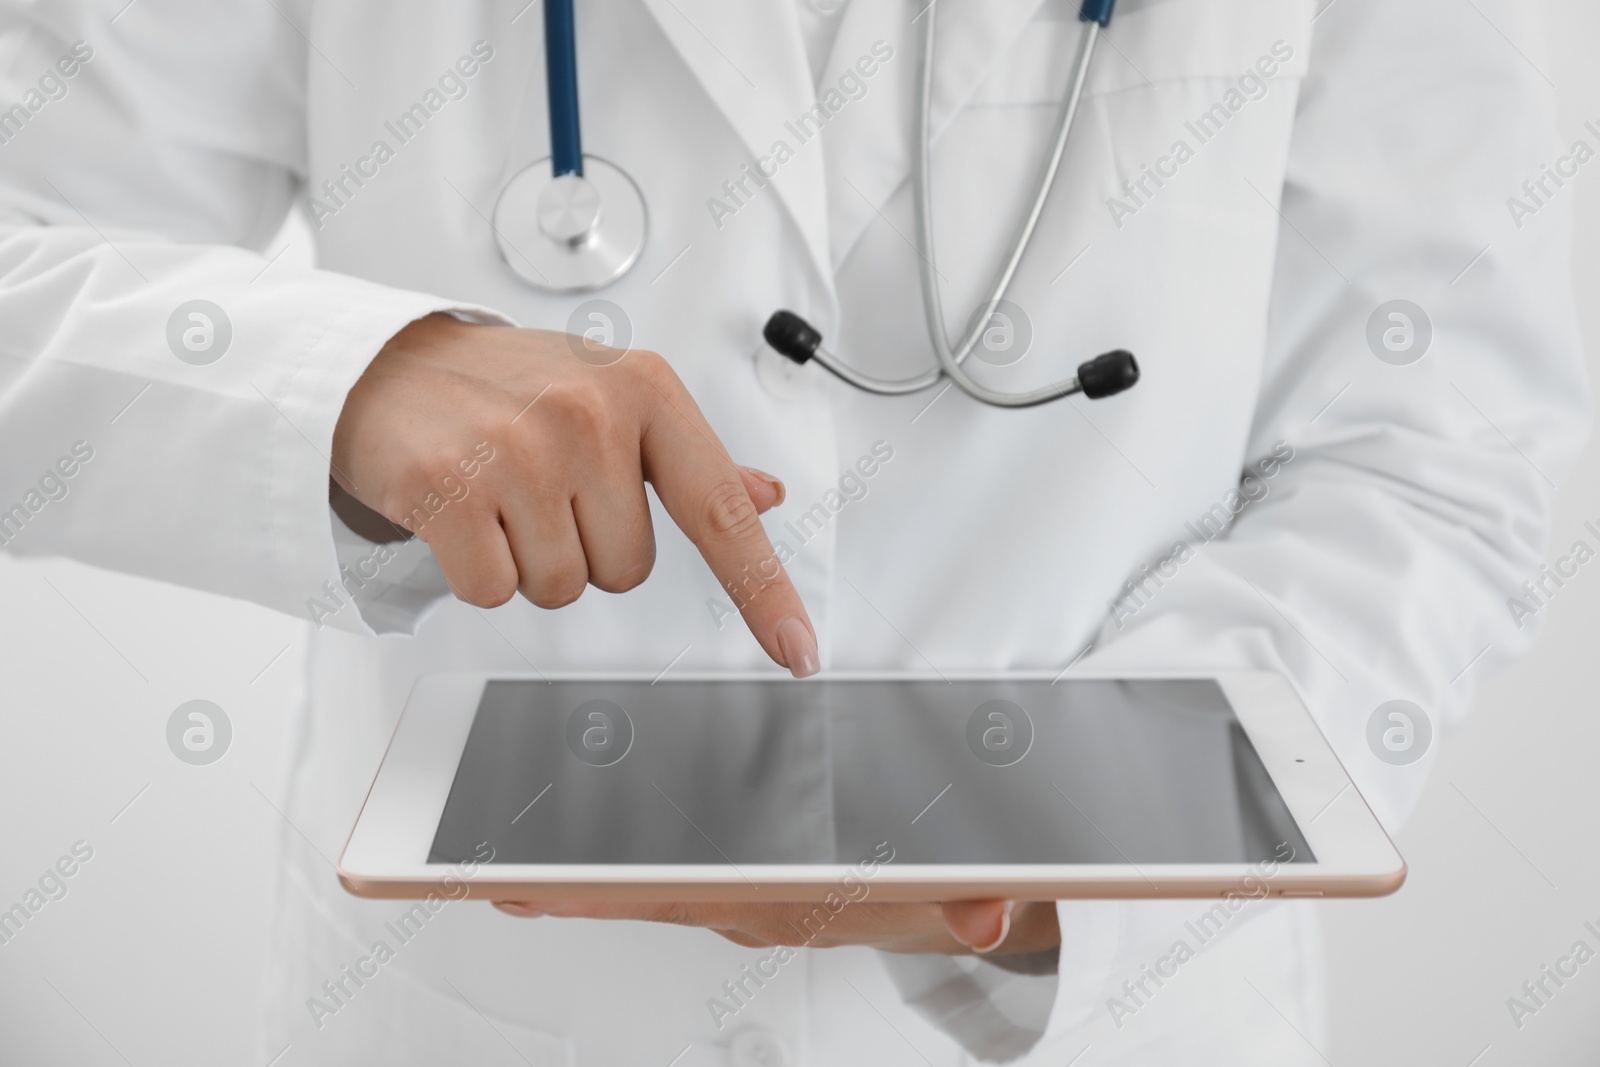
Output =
[
  {"x1": 0, "y1": 3, "x2": 507, "y2": 636},
  {"x1": 879, "y1": 0, "x2": 1590, "y2": 1060}
]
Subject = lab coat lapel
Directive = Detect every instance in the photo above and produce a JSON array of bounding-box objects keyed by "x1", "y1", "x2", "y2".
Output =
[
  {"x1": 635, "y1": 0, "x2": 834, "y2": 294},
  {"x1": 820, "y1": 0, "x2": 1054, "y2": 271}
]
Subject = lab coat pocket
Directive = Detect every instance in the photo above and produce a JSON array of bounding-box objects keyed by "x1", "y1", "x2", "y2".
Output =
[
  {"x1": 853, "y1": 0, "x2": 1316, "y2": 476},
  {"x1": 918, "y1": 0, "x2": 1315, "y2": 385},
  {"x1": 969, "y1": 0, "x2": 1314, "y2": 108}
]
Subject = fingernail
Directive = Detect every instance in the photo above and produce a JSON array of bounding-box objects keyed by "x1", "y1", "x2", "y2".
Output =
[
  {"x1": 972, "y1": 901, "x2": 1014, "y2": 955},
  {"x1": 775, "y1": 616, "x2": 819, "y2": 678},
  {"x1": 743, "y1": 466, "x2": 786, "y2": 506},
  {"x1": 494, "y1": 902, "x2": 546, "y2": 917}
]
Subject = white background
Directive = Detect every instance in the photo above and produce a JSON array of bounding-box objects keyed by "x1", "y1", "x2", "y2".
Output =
[
  {"x1": 1, "y1": 2, "x2": 1597, "y2": 1064},
  {"x1": 1318, "y1": 2, "x2": 1600, "y2": 1064}
]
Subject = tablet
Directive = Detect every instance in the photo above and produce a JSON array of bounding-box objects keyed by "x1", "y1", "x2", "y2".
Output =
[{"x1": 338, "y1": 671, "x2": 1405, "y2": 902}]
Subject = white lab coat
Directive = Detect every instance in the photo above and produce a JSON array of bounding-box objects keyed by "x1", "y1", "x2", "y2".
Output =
[{"x1": 0, "y1": 0, "x2": 1587, "y2": 1062}]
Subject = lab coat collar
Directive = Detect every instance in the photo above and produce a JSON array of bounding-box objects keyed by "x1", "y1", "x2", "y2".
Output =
[
  {"x1": 635, "y1": 0, "x2": 836, "y2": 300},
  {"x1": 819, "y1": 0, "x2": 1055, "y2": 273},
  {"x1": 634, "y1": 0, "x2": 1053, "y2": 322}
]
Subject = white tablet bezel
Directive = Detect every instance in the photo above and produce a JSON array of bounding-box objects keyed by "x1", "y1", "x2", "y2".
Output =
[{"x1": 338, "y1": 670, "x2": 1405, "y2": 901}]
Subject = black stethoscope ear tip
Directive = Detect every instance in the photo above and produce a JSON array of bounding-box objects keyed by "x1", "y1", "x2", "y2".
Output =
[
  {"x1": 1077, "y1": 350, "x2": 1140, "y2": 399},
  {"x1": 764, "y1": 310, "x2": 822, "y2": 365}
]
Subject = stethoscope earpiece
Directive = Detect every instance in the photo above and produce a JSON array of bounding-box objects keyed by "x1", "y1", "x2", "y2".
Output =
[
  {"x1": 760, "y1": 0, "x2": 1135, "y2": 409},
  {"x1": 1077, "y1": 350, "x2": 1140, "y2": 399},
  {"x1": 762, "y1": 312, "x2": 1140, "y2": 403},
  {"x1": 763, "y1": 310, "x2": 822, "y2": 366}
]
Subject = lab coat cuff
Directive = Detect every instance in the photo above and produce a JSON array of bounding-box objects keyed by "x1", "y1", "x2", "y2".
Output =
[
  {"x1": 873, "y1": 900, "x2": 1120, "y2": 1063},
  {"x1": 1039, "y1": 899, "x2": 1123, "y2": 1041},
  {"x1": 323, "y1": 511, "x2": 454, "y2": 635},
  {"x1": 271, "y1": 289, "x2": 513, "y2": 638}
]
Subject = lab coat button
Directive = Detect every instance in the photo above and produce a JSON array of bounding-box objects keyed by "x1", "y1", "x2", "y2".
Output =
[
  {"x1": 729, "y1": 1027, "x2": 792, "y2": 1067},
  {"x1": 754, "y1": 343, "x2": 820, "y2": 401}
]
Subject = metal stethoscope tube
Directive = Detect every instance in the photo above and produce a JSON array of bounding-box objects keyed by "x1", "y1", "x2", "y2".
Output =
[{"x1": 764, "y1": 0, "x2": 1139, "y2": 406}]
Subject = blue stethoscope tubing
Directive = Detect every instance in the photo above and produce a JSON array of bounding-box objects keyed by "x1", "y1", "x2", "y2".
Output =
[
  {"x1": 491, "y1": 0, "x2": 648, "y2": 291},
  {"x1": 545, "y1": 0, "x2": 583, "y2": 177},
  {"x1": 501, "y1": 0, "x2": 1138, "y2": 407}
]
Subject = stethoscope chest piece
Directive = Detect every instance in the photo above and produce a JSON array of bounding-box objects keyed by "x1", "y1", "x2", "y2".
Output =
[{"x1": 492, "y1": 154, "x2": 647, "y2": 293}]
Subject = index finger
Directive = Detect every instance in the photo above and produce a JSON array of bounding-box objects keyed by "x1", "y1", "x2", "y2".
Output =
[{"x1": 637, "y1": 380, "x2": 818, "y2": 677}]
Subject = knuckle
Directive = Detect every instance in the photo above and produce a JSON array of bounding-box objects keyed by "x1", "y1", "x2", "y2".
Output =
[
  {"x1": 461, "y1": 572, "x2": 519, "y2": 609},
  {"x1": 501, "y1": 437, "x2": 563, "y2": 495},
  {"x1": 383, "y1": 497, "x2": 424, "y2": 533},
  {"x1": 589, "y1": 544, "x2": 656, "y2": 594},
  {"x1": 545, "y1": 384, "x2": 633, "y2": 451},
  {"x1": 411, "y1": 448, "x2": 470, "y2": 488},
  {"x1": 481, "y1": 581, "x2": 520, "y2": 609},
  {"x1": 387, "y1": 452, "x2": 485, "y2": 529},
  {"x1": 629, "y1": 349, "x2": 680, "y2": 394},
  {"x1": 500, "y1": 431, "x2": 542, "y2": 480},
  {"x1": 525, "y1": 564, "x2": 589, "y2": 610},
  {"x1": 545, "y1": 379, "x2": 607, "y2": 424},
  {"x1": 628, "y1": 347, "x2": 669, "y2": 378},
  {"x1": 701, "y1": 482, "x2": 762, "y2": 540}
]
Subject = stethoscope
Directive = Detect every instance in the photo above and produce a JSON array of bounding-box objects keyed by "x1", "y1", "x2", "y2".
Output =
[{"x1": 493, "y1": 0, "x2": 1139, "y2": 409}]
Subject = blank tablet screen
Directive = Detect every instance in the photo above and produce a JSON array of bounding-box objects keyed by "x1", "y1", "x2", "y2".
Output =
[{"x1": 428, "y1": 678, "x2": 1312, "y2": 866}]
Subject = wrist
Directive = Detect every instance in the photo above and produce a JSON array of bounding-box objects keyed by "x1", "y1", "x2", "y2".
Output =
[
  {"x1": 378, "y1": 310, "x2": 486, "y2": 354},
  {"x1": 331, "y1": 312, "x2": 484, "y2": 502}
]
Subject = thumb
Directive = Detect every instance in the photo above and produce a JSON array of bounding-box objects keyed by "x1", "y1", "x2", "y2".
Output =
[
  {"x1": 737, "y1": 465, "x2": 786, "y2": 513},
  {"x1": 941, "y1": 900, "x2": 1013, "y2": 954}
]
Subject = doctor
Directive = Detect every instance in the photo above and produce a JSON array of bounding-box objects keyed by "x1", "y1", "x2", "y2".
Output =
[{"x1": 0, "y1": 0, "x2": 1586, "y2": 1063}]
